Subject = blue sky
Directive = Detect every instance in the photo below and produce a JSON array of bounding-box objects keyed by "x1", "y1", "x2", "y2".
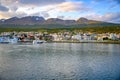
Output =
[{"x1": 0, "y1": 0, "x2": 120, "y2": 23}]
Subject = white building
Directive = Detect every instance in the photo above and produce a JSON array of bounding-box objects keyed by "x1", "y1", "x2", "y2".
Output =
[
  {"x1": 72, "y1": 34, "x2": 83, "y2": 40},
  {"x1": 52, "y1": 34, "x2": 63, "y2": 41},
  {"x1": 83, "y1": 34, "x2": 91, "y2": 40},
  {"x1": 109, "y1": 33, "x2": 117, "y2": 40}
]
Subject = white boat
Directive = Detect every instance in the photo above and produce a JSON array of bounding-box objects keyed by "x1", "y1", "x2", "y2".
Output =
[
  {"x1": 0, "y1": 37, "x2": 10, "y2": 43},
  {"x1": 33, "y1": 40, "x2": 46, "y2": 44},
  {"x1": 0, "y1": 36, "x2": 18, "y2": 44},
  {"x1": 9, "y1": 37, "x2": 18, "y2": 44}
]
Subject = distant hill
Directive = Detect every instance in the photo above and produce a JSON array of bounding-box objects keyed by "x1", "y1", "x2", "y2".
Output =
[
  {"x1": 0, "y1": 16, "x2": 119, "y2": 28},
  {"x1": 1, "y1": 16, "x2": 45, "y2": 25}
]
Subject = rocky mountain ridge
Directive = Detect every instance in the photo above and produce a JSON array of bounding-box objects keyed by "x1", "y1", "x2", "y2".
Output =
[{"x1": 0, "y1": 16, "x2": 106, "y2": 25}]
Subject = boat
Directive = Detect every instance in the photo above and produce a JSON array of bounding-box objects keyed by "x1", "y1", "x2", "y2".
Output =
[
  {"x1": 9, "y1": 37, "x2": 18, "y2": 44},
  {"x1": 0, "y1": 36, "x2": 18, "y2": 44},
  {"x1": 33, "y1": 40, "x2": 46, "y2": 44},
  {"x1": 0, "y1": 37, "x2": 10, "y2": 44}
]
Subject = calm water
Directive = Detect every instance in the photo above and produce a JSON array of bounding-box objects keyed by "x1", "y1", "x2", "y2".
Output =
[{"x1": 0, "y1": 43, "x2": 120, "y2": 80}]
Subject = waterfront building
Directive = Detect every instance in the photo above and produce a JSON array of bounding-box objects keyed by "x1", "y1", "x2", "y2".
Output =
[
  {"x1": 109, "y1": 33, "x2": 117, "y2": 40},
  {"x1": 72, "y1": 34, "x2": 83, "y2": 41},
  {"x1": 83, "y1": 34, "x2": 91, "y2": 40},
  {"x1": 52, "y1": 33, "x2": 63, "y2": 41}
]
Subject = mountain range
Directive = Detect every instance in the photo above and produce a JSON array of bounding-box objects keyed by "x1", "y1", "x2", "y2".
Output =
[{"x1": 0, "y1": 16, "x2": 119, "y2": 28}]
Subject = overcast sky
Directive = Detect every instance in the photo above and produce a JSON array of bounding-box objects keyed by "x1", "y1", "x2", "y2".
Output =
[{"x1": 0, "y1": 0, "x2": 120, "y2": 23}]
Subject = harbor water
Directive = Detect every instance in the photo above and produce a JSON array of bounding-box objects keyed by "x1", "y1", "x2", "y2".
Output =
[{"x1": 0, "y1": 43, "x2": 120, "y2": 80}]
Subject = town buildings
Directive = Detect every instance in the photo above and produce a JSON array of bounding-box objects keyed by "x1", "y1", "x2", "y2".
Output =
[{"x1": 0, "y1": 31, "x2": 120, "y2": 43}]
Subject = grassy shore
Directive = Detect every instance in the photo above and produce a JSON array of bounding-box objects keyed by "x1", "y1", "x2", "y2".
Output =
[{"x1": 0, "y1": 26, "x2": 120, "y2": 33}]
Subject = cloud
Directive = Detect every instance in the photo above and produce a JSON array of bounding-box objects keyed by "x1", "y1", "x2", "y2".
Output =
[
  {"x1": 43, "y1": 2, "x2": 90, "y2": 12},
  {"x1": 0, "y1": 0, "x2": 20, "y2": 12},
  {"x1": 0, "y1": 1, "x2": 93, "y2": 19},
  {"x1": 41, "y1": 11, "x2": 49, "y2": 18},
  {"x1": 57, "y1": 2, "x2": 90, "y2": 12},
  {"x1": 0, "y1": 0, "x2": 119, "y2": 24},
  {"x1": 27, "y1": 11, "x2": 49, "y2": 18},
  {"x1": 0, "y1": 11, "x2": 27, "y2": 19},
  {"x1": 103, "y1": 12, "x2": 120, "y2": 23},
  {"x1": 57, "y1": 16, "x2": 64, "y2": 19},
  {"x1": 84, "y1": 12, "x2": 120, "y2": 23},
  {"x1": 0, "y1": 0, "x2": 19, "y2": 6},
  {"x1": 19, "y1": 0, "x2": 65, "y2": 5},
  {"x1": 0, "y1": 4, "x2": 9, "y2": 12},
  {"x1": 0, "y1": 0, "x2": 66, "y2": 8}
]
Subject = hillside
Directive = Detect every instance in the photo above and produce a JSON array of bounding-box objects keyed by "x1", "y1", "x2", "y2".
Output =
[
  {"x1": 0, "y1": 26, "x2": 120, "y2": 34},
  {"x1": 0, "y1": 16, "x2": 119, "y2": 28}
]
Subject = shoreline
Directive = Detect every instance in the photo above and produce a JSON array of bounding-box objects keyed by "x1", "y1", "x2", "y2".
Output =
[
  {"x1": 48, "y1": 40, "x2": 120, "y2": 44},
  {"x1": 0, "y1": 40, "x2": 120, "y2": 44}
]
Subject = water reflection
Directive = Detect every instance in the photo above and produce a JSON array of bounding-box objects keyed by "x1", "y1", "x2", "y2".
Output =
[{"x1": 0, "y1": 43, "x2": 120, "y2": 80}]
